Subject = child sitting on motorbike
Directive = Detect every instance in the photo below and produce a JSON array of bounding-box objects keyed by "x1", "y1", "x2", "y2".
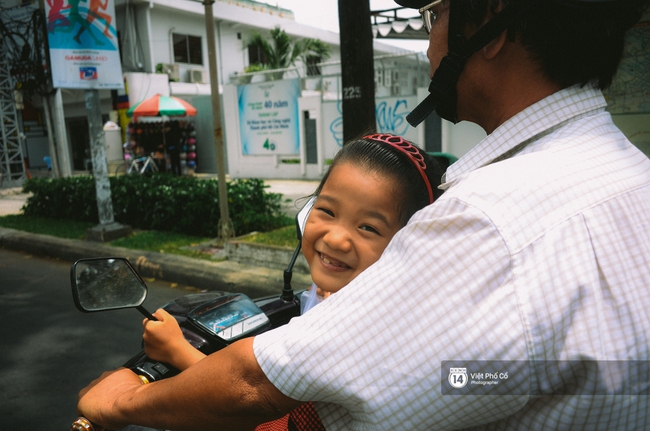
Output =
[{"x1": 142, "y1": 133, "x2": 444, "y2": 427}]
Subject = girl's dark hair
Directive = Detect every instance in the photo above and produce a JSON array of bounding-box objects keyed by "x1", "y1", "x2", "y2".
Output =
[
  {"x1": 456, "y1": 0, "x2": 649, "y2": 90},
  {"x1": 313, "y1": 135, "x2": 444, "y2": 226}
]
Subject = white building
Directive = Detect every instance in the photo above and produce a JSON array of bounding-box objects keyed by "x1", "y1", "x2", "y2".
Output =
[
  {"x1": 5, "y1": 0, "x2": 646, "y2": 182},
  {"x1": 110, "y1": 0, "x2": 482, "y2": 179},
  {"x1": 3, "y1": 0, "x2": 485, "y2": 180}
]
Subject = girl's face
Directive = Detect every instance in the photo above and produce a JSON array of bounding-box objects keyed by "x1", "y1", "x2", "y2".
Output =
[{"x1": 302, "y1": 162, "x2": 402, "y2": 294}]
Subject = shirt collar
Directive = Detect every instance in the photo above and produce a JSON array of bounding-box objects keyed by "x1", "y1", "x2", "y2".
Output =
[{"x1": 439, "y1": 85, "x2": 607, "y2": 190}]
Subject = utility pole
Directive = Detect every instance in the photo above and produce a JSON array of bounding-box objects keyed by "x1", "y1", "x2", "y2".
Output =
[
  {"x1": 52, "y1": 88, "x2": 72, "y2": 176},
  {"x1": 338, "y1": 0, "x2": 376, "y2": 142},
  {"x1": 84, "y1": 89, "x2": 131, "y2": 242},
  {"x1": 203, "y1": 0, "x2": 233, "y2": 242},
  {"x1": 41, "y1": 94, "x2": 60, "y2": 177}
]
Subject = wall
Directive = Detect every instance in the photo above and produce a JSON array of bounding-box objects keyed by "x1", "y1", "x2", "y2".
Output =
[
  {"x1": 224, "y1": 81, "x2": 433, "y2": 179},
  {"x1": 186, "y1": 95, "x2": 222, "y2": 174},
  {"x1": 612, "y1": 113, "x2": 650, "y2": 156},
  {"x1": 120, "y1": 0, "x2": 349, "y2": 87}
]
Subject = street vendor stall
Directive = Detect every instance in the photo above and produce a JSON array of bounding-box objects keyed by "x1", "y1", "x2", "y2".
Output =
[{"x1": 125, "y1": 94, "x2": 198, "y2": 175}]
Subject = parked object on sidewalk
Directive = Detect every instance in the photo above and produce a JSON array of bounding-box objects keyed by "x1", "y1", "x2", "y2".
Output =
[{"x1": 114, "y1": 143, "x2": 159, "y2": 176}]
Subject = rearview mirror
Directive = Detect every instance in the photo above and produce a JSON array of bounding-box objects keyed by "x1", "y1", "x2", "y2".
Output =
[
  {"x1": 70, "y1": 257, "x2": 154, "y2": 319},
  {"x1": 295, "y1": 196, "x2": 315, "y2": 241}
]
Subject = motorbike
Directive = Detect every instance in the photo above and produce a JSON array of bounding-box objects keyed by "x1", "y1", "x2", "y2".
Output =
[{"x1": 70, "y1": 199, "x2": 314, "y2": 431}]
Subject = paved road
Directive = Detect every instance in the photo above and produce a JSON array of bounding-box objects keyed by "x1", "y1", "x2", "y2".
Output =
[{"x1": 0, "y1": 248, "x2": 198, "y2": 430}]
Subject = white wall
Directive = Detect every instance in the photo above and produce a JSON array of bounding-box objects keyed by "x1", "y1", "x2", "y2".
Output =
[
  {"x1": 442, "y1": 120, "x2": 487, "y2": 158},
  {"x1": 115, "y1": 0, "x2": 412, "y2": 87},
  {"x1": 118, "y1": 0, "x2": 355, "y2": 87},
  {"x1": 124, "y1": 73, "x2": 171, "y2": 104},
  {"x1": 223, "y1": 82, "x2": 438, "y2": 180}
]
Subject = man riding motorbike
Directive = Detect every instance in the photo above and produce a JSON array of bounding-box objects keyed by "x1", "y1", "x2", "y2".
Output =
[{"x1": 77, "y1": 1, "x2": 650, "y2": 429}]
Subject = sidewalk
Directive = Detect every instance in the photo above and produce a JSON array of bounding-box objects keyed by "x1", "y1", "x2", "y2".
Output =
[
  {"x1": 0, "y1": 179, "x2": 318, "y2": 297},
  {"x1": 0, "y1": 186, "x2": 28, "y2": 216}
]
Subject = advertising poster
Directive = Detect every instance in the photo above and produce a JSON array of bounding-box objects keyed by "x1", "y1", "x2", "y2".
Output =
[
  {"x1": 238, "y1": 79, "x2": 300, "y2": 155},
  {"x1": 44, "y1": 0, "x2": 123, "y2": 89}
]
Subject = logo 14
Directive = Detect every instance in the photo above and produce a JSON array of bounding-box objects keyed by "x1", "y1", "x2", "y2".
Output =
[{"x1": 448, "y1": 367, "x2": 468, "y2": 388}]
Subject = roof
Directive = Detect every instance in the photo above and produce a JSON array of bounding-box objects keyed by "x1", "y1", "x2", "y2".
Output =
[{"x1": 370, "y1": 6, "x2": 428, "y2": 40}]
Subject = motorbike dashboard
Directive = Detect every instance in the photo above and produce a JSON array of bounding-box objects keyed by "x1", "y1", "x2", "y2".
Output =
[{"x1": 187, "y1": 294, "x2": 271, "y2": 342}]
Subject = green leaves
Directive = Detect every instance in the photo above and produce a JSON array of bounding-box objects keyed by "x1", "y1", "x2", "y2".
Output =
[
  {"x1": 21, "y1": 175, "x2": 292, "y2": 237},
  {"x1": 245, "y1": 26, "x2": 331, "y2": 73}
]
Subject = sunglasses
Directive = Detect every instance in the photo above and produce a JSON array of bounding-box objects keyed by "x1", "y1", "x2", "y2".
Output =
[{"x1": 419, "y1": 0, "x2": 442, "y2": 34}]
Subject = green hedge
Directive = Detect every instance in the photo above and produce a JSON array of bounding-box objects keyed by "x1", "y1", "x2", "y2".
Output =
[{"x1": 21, "y1": 174, "x2": 292, "y2": 237}]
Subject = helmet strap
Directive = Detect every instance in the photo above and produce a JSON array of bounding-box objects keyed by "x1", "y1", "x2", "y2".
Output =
[{"x1": 407, "y1": 1, "x2": 533, "y2": 127}]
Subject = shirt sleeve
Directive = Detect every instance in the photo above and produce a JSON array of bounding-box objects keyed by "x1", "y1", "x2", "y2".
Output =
[{"x1": 253, "y1": 197, "x2": 531, "y2": 430}]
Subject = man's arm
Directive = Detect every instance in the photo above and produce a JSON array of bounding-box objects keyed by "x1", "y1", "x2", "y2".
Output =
[{"x1": 77, "y1": 337, "x2": 301, "y2": 431}]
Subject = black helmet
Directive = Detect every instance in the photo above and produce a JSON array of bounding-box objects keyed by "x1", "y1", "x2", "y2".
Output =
[{"x1": 397, "y1": 0, "x2": 642, "y2": 127}]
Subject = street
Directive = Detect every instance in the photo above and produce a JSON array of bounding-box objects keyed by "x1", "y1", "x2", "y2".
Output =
[{"x1": 0, "y1": 248, "x2": 198, "y2": 430}]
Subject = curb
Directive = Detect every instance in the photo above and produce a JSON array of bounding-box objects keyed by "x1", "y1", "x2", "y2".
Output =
[{"x1": 0, "y1": 227, "x2": 312, "y2": 298}]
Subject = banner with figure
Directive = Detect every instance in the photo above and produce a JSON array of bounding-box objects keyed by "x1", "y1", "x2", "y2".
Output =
[
  {"x1": 238, "y1": 79, "x2": 300, "y2": 156},
  {"x1": 44, "y1": 0, "x2": 123, "y2": 89}
]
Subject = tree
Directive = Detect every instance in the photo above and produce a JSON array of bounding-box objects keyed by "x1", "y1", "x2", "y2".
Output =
[{"x1": 246, "y1": 27, "x2": 331, "y2": 80}]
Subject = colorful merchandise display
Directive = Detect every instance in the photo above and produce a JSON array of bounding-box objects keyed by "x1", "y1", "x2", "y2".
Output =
[{"x1": 124, "y1": 120, "x2": 198, "y2": 175}]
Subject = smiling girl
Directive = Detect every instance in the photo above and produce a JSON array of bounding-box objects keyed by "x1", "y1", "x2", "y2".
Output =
[
  {"x1": 141, "y1": 133, "x2": 444, "y2": 428},
  {"x1": 299, "y1": 133, "x2": 444, "y2": 307}
]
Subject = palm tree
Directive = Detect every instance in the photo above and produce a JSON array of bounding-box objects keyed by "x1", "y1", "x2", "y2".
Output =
[{"x1": 246, "y1": 27, "x2": 331, "y2": 80}]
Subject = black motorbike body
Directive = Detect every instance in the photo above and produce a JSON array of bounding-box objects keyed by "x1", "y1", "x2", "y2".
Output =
[
  {"x1": 123, "y1": 290, "x2": 301, "y2": 382},
  {"x1": 70, "y1": 199, "x2": 313, "y2": 430},
  {"x1": 69, "y1": 256, "x2": 304, "y2": 431}
]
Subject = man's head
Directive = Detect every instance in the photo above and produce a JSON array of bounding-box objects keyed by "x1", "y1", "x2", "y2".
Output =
[{"x1": 398, "y1": 0, "x2": 649, "y2": 126}]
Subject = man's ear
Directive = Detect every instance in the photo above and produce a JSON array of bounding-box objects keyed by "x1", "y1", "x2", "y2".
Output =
[
  {"x1": 482, "y1": 29, "x2": 508, "y2": 60},
  {"x1": 479, "y1": 2, "x2": 508, "y2": 60}
]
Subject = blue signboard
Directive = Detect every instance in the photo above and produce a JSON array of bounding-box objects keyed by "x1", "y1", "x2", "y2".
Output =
[{"x1": 238, "y1": 79, "x2": 300, "y2": 155}]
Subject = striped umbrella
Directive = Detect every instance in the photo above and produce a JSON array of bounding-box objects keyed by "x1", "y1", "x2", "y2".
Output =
[{"x1": 127, "y1": 94, "x2": 197, "y2": 120}]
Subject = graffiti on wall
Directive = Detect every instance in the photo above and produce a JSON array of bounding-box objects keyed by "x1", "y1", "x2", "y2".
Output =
[{"x1": 327, "y1": 97, "x2": 414, "y2": 148}]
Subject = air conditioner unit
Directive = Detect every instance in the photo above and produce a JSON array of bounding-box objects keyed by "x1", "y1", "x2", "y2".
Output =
[
  {"x1": 374, "y1": 69, "x2": 383, "y2": 86},
  {"x1": 189, "y1": 68, "x2": 207, "y2": 84},
  {"x1": 157, "y1": 63, "x2": 180, "y2": 82},
  {"x1": 384, "y1": 70, "x2": 392, "y2": 87}
]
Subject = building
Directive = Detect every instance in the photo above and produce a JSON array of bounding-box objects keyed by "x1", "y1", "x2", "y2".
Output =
[{"x1": 1, "y1": 1, "x2": 647, "y2": 184}]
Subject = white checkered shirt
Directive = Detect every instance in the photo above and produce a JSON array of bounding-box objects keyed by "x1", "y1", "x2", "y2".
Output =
[{"x1": 254, "y1": 85, "x2": 650, "y2": 430}]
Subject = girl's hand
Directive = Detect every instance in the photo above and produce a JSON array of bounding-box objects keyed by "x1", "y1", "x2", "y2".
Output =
[
  {"x1": 142, "y1": 309, "x2": 205, "y2": 370},
  {"x1": 315, "y1": 287, "x2": 331, "y2": 299}
]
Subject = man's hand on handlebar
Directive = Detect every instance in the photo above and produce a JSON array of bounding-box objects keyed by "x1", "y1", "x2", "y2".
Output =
[{"x1": 77, "y1": 368, "x2": 144, "y2": 430}]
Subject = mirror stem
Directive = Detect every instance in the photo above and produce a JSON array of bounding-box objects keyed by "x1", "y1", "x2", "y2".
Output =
[
  {"x1": 281, "y1": 242, "x2": 301, "y2": 302},
  {"x1": 137, "y1": 305, "x2": 157, "y2": 321}
]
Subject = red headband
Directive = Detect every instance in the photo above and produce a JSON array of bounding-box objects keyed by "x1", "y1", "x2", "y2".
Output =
[{"x1": 363, "y1": 133, "x2": 434, "y2": 204}]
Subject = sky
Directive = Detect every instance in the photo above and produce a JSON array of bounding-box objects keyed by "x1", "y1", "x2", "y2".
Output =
[{"x1": 267, "y1": 0, "x2": 430, "y2": 53}]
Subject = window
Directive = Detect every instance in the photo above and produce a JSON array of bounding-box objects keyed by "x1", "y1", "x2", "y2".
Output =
[
  {"x1": 248, "y1": 44, "x2": 268, "y2": 66},
  {"x1": 306, "y1": 55, "x2": 322, "y2": 76},
  {"x1": 173, "y1": 34, "x2": 202, "y2": 65}
]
